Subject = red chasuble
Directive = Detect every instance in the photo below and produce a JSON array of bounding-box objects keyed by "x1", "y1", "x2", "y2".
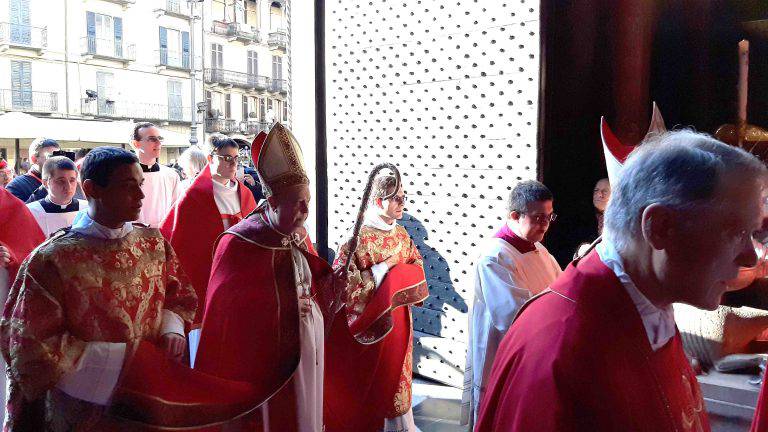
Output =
[
  {"x1": 752, "y1": 379, "x2": 768, "y2": 431},
  {"x1": 324, "y1": 225, "x2": 429, "y2": 432},
  {"x1": 476, "y1": 251, "x2": 709, "y2": 432},
  {"x1": 194, "y1": 207, "x2": 338, "y2": 431},
  {"x1": 160, "y1": 165, "x2": 255, "y2": 325},
  {"x1": 0, "y1": 187, "x2": 45, "y2": 281}
]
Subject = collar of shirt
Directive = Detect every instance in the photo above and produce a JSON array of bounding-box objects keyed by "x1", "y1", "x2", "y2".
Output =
[
  {"x1": 363, "y1": 207, "x2": 397, "y2": 231},
  {"x1": 40, "y1": 197, "x2": 79, "y2": 213},
  {"x1": 71, "y1": 211, "x2": 133, "y2": 240},
  {"x1": 596, "y1": 240, "x2": 676, "y2": 351},
  {"x1": 140, "y1": 163, "x2": 160, "y2": 173},
  {"x1": 495, "y1": 223, "x2": 537, "y2": 254}
]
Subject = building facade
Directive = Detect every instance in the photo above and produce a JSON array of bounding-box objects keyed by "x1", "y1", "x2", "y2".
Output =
[
  {"x1": 202, "y1": 0, "x2": 290, "y2": 141},
  {"x1": 0, "y1": 0, "x2": 291, "y2": 165}
]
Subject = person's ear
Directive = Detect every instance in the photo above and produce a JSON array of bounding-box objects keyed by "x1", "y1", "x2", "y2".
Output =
[
  {"x1": 207, "y1": 154, "x2": 213, "y2": 164},
  {"x1": 42, "y1": 178, "x2": 50, "y2": 189},
  {"x1": 641, "y1": 203, "x2": 677, "y2": 250},
  {"x1": 82, "y1": 179, "x2": 99, "y2": 200},
  {"x1": 29, "y1": 154, "x2": 38, "y2": 164},
  {"x1": 510, "y1": 211, "x2": 522, "y2": 221},
  {"x1": 375, "y1": 197, "x2": 384, "y2": 209}
]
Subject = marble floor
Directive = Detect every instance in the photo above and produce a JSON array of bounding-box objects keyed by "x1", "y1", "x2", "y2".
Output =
[{"x1": 412, "y1": 378, "x2": 467, "y2": 432}]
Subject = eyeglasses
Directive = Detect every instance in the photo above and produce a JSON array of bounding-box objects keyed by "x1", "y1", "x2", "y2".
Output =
[
  {"x1": 385, "y1": 195, "x2": 407, "y2": 205},
  {"x1": 142, "y1": 136, "x2": 164, "y2": 143},
  {"x1": 213, "y1": 154, "x2": 238, "y2": 164},
  {"x1": 522, "y1": 212, "x2": 557, "y2": 224}
]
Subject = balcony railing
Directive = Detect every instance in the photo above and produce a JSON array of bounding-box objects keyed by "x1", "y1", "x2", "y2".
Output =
[
  {"x1": 157, "y1": 48, "x2": 190, "y2": 70},
  {"x1": 81, "y1": 36, "x2": 135, "y2": 62},
  {"x1": 102, "y1": 0, "x2": 135, "y2": 6},
  {"x1": 204, "y1": 68, "x2": 271, "y2": 90},
  {"x1": 270, "y1": 78, "x2": 288, "y2": 94},
  {"x1": 211, "y1": 20, "x2": 259, "y2": 44},
  {"x1": 239, "y1": 120, "x2": 269, "y2": 135},
  {"x1": 268, "y1": 29, "x2": 288, "y2": 51},
  {"x1": 81, "y1": 98, "x2": 190, "y2": 122},
  {"x1": 0, "y1": 89, "x2": 57, "y2": 113},
  {"x1": 0, "y1": 23, "x2": 47, "y2": 51},
  {"x1": 155, "y1": 0, "x2": 190, "y2": 18},
  {"x1": 206, "y1": 118, "x2": 238, "y2": 133}
]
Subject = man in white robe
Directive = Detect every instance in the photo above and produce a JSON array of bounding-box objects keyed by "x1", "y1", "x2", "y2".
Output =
[
  {"x1": 131, "y1": 122, "x2": 181, "y2": 227},
  {"x1": 462, "y1": 180, "x2": 562, "y2": 426},
  {"x1": 26, "y1": 156, "x2": 88, "y2": 237}
]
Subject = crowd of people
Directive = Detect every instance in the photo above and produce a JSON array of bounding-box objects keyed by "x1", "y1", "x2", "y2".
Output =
[{"x1": 0, "y1": 120, "x2": 768, "y2": 432}]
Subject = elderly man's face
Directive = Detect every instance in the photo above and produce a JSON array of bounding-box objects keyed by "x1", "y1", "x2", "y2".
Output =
[
  {"x1": 593, "y1": 178, "x2": 611, "y2": 212},
  {"x1": 267, "y1": 184, "x2": 311, "y2": 234},
  {"x1": 663, "y1": 173, "x2": 764, "y2": 310}
]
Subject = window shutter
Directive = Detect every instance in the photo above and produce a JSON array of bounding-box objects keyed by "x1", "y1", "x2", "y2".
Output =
[
  {"x1": 159, "y1": 27, "x2": 168, "y2": 65},
  {"x1": 113, "y1": 17, "x2": 123, "y2": 58},
  {"x1": 181, "y1": 31, "x2": 190, "y2": 69},
  {"x1": 86, "y1": 11, "x2": 96, "y2": 54}
]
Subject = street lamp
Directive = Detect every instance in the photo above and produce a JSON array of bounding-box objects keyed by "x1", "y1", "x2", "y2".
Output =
[{"x1": 188, "y1": 0, "x2": 205, "y2": 146}]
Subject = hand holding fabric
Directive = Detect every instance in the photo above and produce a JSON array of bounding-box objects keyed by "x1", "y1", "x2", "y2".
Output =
[{"x1": 162, "y1": 333, "x2": 186, "y2": 362}]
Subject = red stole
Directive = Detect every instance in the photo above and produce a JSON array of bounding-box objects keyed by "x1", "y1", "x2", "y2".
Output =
[
  {"x1": 0, "y1": 188, "x2": 45, "y2": 282},
  {"x1": 194, "y1": 209, "x2": 336, "y2": 432},
  {"x1": 476, "y1": 251, "x2": 709, "y2": 432},
  {"x1": 160, "y1": 165, "x2": 256, "y2": 325},
  {"x1": 324, "y1": 264, "x2": 427, "y2": 431}
]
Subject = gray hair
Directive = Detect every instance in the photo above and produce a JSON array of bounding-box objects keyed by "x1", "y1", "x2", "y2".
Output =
[
  {"x1": 604, "y1": 130, "x2": 767, "y2": 252},
  {"x1": 507, "y1": 180, "x2": 553, "y2": 213},
  {"x1": 178, "y1": 146, "x2": 208, "y2": 177}
]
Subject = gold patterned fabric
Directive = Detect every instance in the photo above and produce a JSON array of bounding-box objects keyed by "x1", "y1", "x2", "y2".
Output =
[
  {"x1": 332, "y1": 224, "x2": 426, "y2": 420},
  {"x1": 0, "y1": 227, "x2": 197, "y2": 431},
  {"x1": 335, "y1": 225, "x2": 424, "y2": 325}
]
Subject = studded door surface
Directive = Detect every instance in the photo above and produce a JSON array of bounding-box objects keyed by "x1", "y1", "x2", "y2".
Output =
[{"x1": 325, "y1": 0, "x2": 541, "y2": 387}]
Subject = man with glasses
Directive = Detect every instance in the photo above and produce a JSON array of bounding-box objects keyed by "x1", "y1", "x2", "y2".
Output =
[
  {"x1": 326, "y1": 173, "x2": 428, "y2": 432},
  {"x1": 6, "y1": 137, "x2": 60, "y2": 202},
  {"x1": 463, "y1": 180, "x2": 561, "y2": 427},
  {"x1": 160, "y1": 134, "x2": 256, "y2": 365},
  {"x1": 131, "y1": 122, "x2": 181, "y2": 227}
]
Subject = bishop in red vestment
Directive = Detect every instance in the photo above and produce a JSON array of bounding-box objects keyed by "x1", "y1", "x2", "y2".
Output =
[
  {"x1": 160, "y1": 135, "x2": 256, "y2": 361},
  {"x1": 195, "y1": 123, "x2": 346, "y2": 432},
  {"x1": 477, "y1": 131, "x2": 766, "y2": 432},
  {"x1": 325, "y1": 173, "x2": 428, "y2": 432}
]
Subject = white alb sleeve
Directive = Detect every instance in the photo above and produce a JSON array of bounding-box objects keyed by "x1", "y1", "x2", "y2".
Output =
[
  {"x1": 371, "y1": 262, "x2": 390, "y2": 288},
  {"x1": 56, "y1": 342, "x2": 127, "y2": 405}
]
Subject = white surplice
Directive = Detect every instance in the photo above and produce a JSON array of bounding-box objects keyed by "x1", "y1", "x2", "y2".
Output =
[
  {"x1": 464, "y1": 236, "x2": 561, "y2": 426},
  {"x1": 136, "y1": 165, "x2": 181, "y2": 228},
  {"x1": 26, "y1": 200, "x2": 88, "y2": 237}
]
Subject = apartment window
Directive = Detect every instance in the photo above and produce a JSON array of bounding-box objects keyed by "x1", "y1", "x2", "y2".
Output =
[
  {"x1": 168, "y1": 80, "x2": 183, "y2": 121},
  {"x1": 241, "y1": 94, "x2": 248, "y2": 122},
  {"x1": 282, "y1": 100, "x2": 288, "y2": 122},
  {"x1": 205, "y1": 90, "x2": 212, "y2": 116},
  {"x1": 225, "y1": 93, "x2": 231, "y2": 118},
  {"x1": 211, "y1": 43, "x2": 223, "y2": 69},
  {"x1": 271, "y1": 55, "x2": 282, "y2": 80},
  {"x1": 10, "y1": 0, "x2": 31, "y2": 45},
  {"x1": 160, "y1": 27, "x2": 190, "y2": 69},
  {"x1": 270, "y1": 2, "x2": 283, "y2": 31},
  {"x1": 245, "y1": 0, "x2": 258, "y2": 26},
  {"x1": 10, "y1": 60, "x2": 31, "y2": 110},
  {"x1": 86, "y1": 12, "x2": 123, "y2": 58},
  {"x1": 247, "y1": 50, "x2": 258, "y2": 76},
  {"x1": 258, "y1": 98, "x2": 266, "y2": 121},
  {"x1": 96, "y1": 71, "x2": 114, "y2": 116}
]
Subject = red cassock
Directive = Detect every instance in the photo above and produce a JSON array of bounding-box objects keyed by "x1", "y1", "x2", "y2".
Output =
[
  {"x1": 159, "y1": 165, "x2": 256, "y2": 324},
  {"x1": 194, "y1": 208, "x2": 338, "y2": 431},
  {"x1": 476, "y1": 251, "x2": 710, "y2": 432},
  {"x1": 752, "y1": 380, "x2": 768, "y2": 431},
  {"x1": 0, "y1": 187, "x2": 45, "y2": 281}
]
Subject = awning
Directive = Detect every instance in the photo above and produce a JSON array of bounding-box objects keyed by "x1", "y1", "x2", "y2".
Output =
[{"x1": 0, "y1": 112, "x2": 190, "y2": 147}]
